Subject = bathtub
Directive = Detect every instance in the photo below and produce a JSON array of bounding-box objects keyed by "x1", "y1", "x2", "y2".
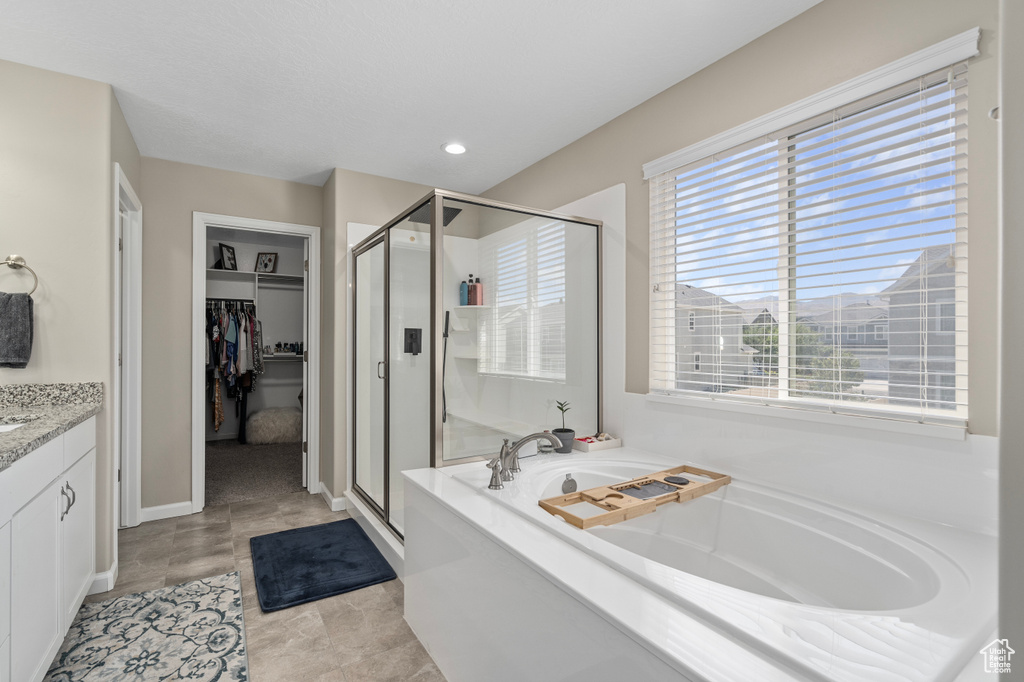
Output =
[{"x1": 403, "y1": 447, "x2": 996, "y2": 681}]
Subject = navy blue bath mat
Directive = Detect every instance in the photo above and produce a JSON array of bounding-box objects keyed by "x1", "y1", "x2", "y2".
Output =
[{"x1": 250, "y1": 519, "x2": 396, "y2": 612}]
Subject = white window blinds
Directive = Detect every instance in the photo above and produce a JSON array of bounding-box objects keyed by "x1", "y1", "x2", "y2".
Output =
[
  {"x1": 479, "y1": 221, "x2": 567, "y2": 380},
  {"x1": 649, "y1": 64, "x2": 968, "y2": 425}
]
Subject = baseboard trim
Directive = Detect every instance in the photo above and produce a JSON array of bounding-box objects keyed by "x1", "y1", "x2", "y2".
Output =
[
  {"x1": 319, "y1": 482, "x2": 348, "y2": 512},
  {"x1": 88, "y1": 560, "x2": 118, "y2": 595},
  {"x1": 141, "y1": 501, "x2": 194, "y2": 523}
]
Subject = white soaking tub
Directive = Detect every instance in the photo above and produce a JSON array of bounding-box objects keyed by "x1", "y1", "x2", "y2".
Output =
[{"x1": 406, "y1": 448, "x2": 996, "y2": 682}]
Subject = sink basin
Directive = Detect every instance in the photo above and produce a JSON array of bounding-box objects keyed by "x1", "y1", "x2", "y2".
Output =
[{"x1": 0, "y1": 424, "x2": 24, "y2": 433}]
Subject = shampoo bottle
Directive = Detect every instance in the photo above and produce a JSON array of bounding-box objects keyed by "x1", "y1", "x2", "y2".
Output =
[
  {"x1": 459, "y1": 280, "x2": 468, "y2": 306},
  {"x1": 468, "y1": 274, "x2": 477, "y2": 305},
  {"x1": 473, "y1": 277, "x2": 483, "y2": 305}
]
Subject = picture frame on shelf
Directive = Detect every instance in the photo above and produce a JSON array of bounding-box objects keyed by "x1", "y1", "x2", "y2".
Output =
[
  {"x1": 255, "y1": 252, "x2": 278, "y2": 273},
  {"x1": 219, "y1": 243, "x2": 237, "y2": 271}
]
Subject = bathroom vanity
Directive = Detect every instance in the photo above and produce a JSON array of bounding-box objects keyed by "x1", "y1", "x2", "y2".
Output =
[{"x1": 0, "y1": 384, "x2": 101, "y2": 682}]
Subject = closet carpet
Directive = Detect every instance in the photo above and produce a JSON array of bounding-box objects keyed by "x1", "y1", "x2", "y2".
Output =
[{"x1": 206, "y1": 440, "x2": 304, "y2": 506}]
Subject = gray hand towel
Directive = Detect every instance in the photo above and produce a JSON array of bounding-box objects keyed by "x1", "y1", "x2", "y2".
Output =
[{"x1": 0, "y1": 292, "x2": 33, "y2": 368}]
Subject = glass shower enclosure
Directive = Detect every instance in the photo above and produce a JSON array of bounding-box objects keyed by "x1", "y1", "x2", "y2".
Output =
[{"x1": 351, "y1": 190, "x2": 601, "y2": 538}]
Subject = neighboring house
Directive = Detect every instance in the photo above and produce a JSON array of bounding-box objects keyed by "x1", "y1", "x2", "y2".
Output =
[
  {"x1": 881, "y1": 246, "x2": 958, "y2": 409},
  {"x1": 674, "y1": 284, "x2": 757, "y2": 391},
  {"x1": 481, "y1": 300, "x2": 566, "y2": 379},
  {"x1": 742, "y1": 308, "x2": 777, "y2": 327},
  {"x1": 798, "y1": 302, "x2": 889, "y2": 350}
]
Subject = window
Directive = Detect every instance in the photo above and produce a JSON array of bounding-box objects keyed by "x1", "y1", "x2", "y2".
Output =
[
  {"x1": 648, "y1": 63, "x2": 968, "y2": 424},
  {"x1": 932, "y1": 299, "x2": 956, "y2": 333},
  {"x1": 478, "y1": 221, "x2": 567, "y2": 379},
  {"x1": 688, "y1": 311, "x2": 696, "y2": 331},
  {"x1": 694, "y1": 352, "x2": 701, "y2": 372}
]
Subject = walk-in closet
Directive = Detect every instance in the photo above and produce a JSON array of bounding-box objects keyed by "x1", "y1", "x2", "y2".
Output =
[{"x1": 203, "y1": 225, "x2": 309, "y2": 506}]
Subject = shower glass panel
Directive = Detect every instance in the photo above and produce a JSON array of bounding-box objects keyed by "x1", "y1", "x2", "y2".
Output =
[
  {"x1": 441, "y1": 197, "x2": 600, "y2": 462},
  {"x1": 388, "y1": 211, "x2": 432, "y2": 535},
  {"x1": 351, "y1": 190, "x2": 600, "y2": 541},
  {"x1": 353, "y1": 238, "x2": 386, "y2": 513}
]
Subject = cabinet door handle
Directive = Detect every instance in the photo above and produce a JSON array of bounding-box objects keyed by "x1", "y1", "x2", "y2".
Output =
[
  {"x1": 67, "y1": 481, "x2": 77, "y2": 509},
  {"x1": 60, "y1": 486, "x2": 71, "y2": 521},
  {"x1": 377, "y1": 361, "x2": 385, "y2": 379}
]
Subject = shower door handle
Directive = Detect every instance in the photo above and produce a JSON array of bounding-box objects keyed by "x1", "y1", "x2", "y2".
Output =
[{"x1": 377, "y1": 361, "x2": 385, "y2": 379}]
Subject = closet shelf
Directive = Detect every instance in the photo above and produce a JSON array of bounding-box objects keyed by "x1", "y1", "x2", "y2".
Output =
[
  {"x1": 258, "y1": 273, "x2": 304, "y2": 285},
  {"x1": 454, "y1": 305, "x2": 491, "y2": 311},
  {"x1": 264, "y1": 355, "x2": 303, "y2": 362},
  {"x1": 207, "y1": 268, "x2": 256, "y2": 280}
]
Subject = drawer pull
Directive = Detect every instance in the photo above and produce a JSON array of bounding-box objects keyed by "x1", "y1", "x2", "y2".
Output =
[
  {"x1": 66, "y1": 481, "x2": 76, "y2": 509},
  {"x1": 60, "y1": 486, "x2": 71, "y2": 521}
]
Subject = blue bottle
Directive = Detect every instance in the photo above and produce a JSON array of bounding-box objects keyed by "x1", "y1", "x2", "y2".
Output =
[{"x1": 459, "y1": 279, "x2": 469, "y2": 306}]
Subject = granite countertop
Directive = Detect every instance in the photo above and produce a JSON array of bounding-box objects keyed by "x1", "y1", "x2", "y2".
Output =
[{"x1": 0, "y1": 383, "x2": 103, "y2": 473}]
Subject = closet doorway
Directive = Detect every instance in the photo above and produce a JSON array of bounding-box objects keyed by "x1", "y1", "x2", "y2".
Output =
[{"x1": 191, "y1": 213, "x2": 321, "y2": 512}]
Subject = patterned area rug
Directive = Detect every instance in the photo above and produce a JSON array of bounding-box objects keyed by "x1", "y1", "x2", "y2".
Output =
[{"x1": 45, "y1": 572, "x2": 248, "y2": 681}]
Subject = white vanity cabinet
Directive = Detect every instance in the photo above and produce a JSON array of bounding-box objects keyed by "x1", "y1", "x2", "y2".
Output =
[
  {"x1": 0, "y1": 522, "x2": 10, "y2": 682},
  {"x1": 61, "y1": 448, "x2": 95, "y2": 628},
  {"x1": 11, "y1": 476, "x2": 63, "y2": 682},
  {"x1": 1, "y1": 417, "x2": 96, "y2": 682}
]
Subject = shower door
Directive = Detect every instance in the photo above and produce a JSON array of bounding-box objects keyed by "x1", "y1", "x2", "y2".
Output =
[
  {"x1": 353, "y1": 238, "x2": 386, "y2": 516},
  {"x1": 352, "y1": 200, "x2": 435, "y2": 538}
]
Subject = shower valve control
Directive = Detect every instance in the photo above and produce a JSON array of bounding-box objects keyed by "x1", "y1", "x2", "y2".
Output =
[{"x1": 404, "y1": 328, "x2": 422, "y2": 355}]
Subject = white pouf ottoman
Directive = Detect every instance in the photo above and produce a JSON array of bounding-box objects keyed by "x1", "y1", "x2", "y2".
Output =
[{"x1": 246, "y1": 407, "x2": 302, "y2": 444}]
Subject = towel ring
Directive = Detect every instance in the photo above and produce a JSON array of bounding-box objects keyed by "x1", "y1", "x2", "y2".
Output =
[{"x1": 3, "y1": 255, "x2": 38, "y2": 296}]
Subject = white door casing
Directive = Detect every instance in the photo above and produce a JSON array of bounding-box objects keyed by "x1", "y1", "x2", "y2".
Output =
[
  {"x1": 114, "y1": 163, "x2": 143, "y2": 534},
  {"x1": 191, "y1": 212, "x2": 321, "y2": 514}
]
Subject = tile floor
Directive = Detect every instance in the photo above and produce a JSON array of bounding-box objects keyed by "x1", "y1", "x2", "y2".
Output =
[{"x1": 80, "y1": 490, "x2": 446, "y2": 682}]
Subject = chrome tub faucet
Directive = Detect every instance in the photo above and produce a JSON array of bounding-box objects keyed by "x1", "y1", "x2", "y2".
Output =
[{"x1": 487, "y1": 432, "x2": 563, "y2": 490}]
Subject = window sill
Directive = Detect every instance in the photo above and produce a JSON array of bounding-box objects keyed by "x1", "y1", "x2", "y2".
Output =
[{"x1": 645, "y1": 392, "x2": 967, "y2": 441}]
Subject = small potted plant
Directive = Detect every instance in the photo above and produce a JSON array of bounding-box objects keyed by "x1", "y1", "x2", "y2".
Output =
[{"x1": 553, "y1": 400, "x2": 574, "y2": 453}]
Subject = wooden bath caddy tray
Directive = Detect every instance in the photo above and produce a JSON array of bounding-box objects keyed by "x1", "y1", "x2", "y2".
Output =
[{"x1": 538, "y1": 465, "x2": 731, "y2": 529}]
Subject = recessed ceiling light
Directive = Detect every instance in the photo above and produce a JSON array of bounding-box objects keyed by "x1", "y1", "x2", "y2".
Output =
[{"x1": 443, "y1": 142, "x2": 466, "y2": 155}]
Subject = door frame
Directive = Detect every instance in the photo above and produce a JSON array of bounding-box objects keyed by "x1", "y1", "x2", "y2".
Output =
[
  {"x1": 349, "y1": 236, "x2": 389, "y2": 525},
  {"x1": 190, "y1": 212, "x2": 321, "y2": 514},
  {"x1": 113, "y1": 163, "x2": 143, "y2": 531}
]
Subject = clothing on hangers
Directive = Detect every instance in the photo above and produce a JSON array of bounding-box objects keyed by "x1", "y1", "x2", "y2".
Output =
[{"x1": 204, "y1": 299, "x2": 266, "y2": 437}]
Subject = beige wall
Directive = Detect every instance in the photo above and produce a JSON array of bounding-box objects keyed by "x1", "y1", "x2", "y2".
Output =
[
  {"x1": 322, "y1": 168, "x2": 430, "y2": 496},
  {"x1": 483, "y1": 0, "x2": 1000, "y2": 436},
  {"x1": 321, "y1": 172, "x2": 337, "y2": 494},
  {"x1": 999, "y1": 0, "x2": 1020, "y2": 651},
  {"x1": 138, "y1": 158, "x2": 322, "y2": 507},
  {"x1": 0, "y1": 59, "x2": 126, "y2": 573},
  {"x1": 110, "y1": 93, "x2": 140, "y2": 191}
]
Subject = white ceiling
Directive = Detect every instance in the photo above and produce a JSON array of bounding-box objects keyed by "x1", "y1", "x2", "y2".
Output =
[{"x1": 0, "y1": 0, "x2": 820, "y2": 193}]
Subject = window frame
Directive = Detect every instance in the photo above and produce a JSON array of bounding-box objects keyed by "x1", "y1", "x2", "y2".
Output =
[{"x1": 644, "y1": 41, "x2": 976, "y2": 429}]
